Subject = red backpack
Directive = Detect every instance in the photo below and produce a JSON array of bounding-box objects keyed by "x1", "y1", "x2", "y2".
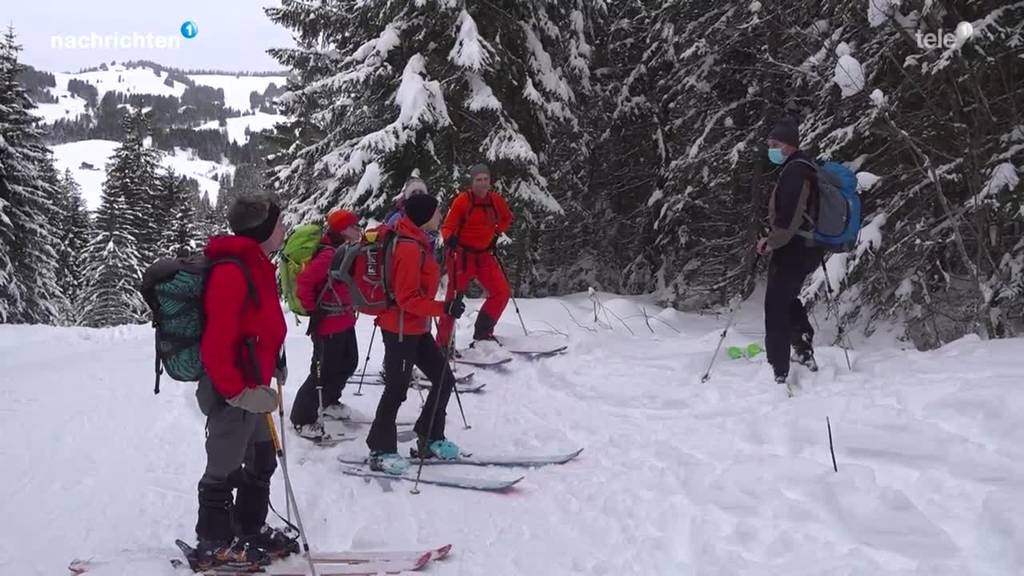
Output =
[{"x1": 328, "y1": 225, "x2": 425, "y2": 315}]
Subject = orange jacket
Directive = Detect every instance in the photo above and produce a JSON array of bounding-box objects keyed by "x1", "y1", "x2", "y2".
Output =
[
  {"x1": 440, "y1": 190, "x2": 513, "y2": 251},
  {"x1": 375, "y1": 217, "x2": 444, "y2": 336}
]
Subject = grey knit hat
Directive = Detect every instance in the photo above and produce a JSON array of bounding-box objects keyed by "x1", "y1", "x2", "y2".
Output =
[
  {"x1": 228, "y1": 192, "x2": 280, "y2": 242},
  {"x1": 469, "y1": 163, "x2": 491, "y2": 177}
]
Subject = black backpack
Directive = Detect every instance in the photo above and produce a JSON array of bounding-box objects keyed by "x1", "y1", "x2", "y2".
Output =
[{"x1": 140, "y1": 255, "x2": 257, "y2": 394}]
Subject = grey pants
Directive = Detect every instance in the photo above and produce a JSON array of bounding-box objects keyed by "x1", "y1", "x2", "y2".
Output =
[{"x1": 195, "y1": 377, "x2": 277, "y2": 542}]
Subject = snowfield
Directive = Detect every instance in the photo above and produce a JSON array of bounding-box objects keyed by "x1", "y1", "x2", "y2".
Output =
[
  {"x1": 199, "y1": 112, "x2": 288, "y2": 145},
  {"x1": 39, "y1": 63, "x2": 287, "y2": 117},
  {"x1": 50, "y1": 140, "x2": 233, "y2": 210},
  {"x1": 2, "y1": 292, "x2": 1022, "y2": 575}
]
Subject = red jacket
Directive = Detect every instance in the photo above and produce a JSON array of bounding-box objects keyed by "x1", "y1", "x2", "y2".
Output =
[
  {"x1": 440, "y1": 189, "x2": 513, "y2": 251},
  {"x1": 296, "y1": 237, "x2": 356, "y2": 336},
  {"x1": 200, "y1": 235, "x2": 287, "y2": 399},
  {"x1": 376, "y1": 217, "x2": 443, "y2": 336}
]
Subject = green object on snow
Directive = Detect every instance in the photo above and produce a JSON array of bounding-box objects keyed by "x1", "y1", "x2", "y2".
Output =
[{"x1": 727, "y1": 342, "x2": 764, "y2": 360}]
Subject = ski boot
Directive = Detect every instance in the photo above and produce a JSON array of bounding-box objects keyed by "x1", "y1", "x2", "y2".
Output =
[
  {"x1": 191, "y1": 538, "x2": 270, "y2": 572},
  {"x1": 240, "y1": 525, "x2": 299, "y2": 560},
  {"x1": 412, "y1": 434, "x2": 460, "y2": 461},
  {"x1": 369, "y1": 451, "x2": 410, "y2": 475},
  {"x1": 295, "y1": 420, "x2": 326, "y2": 440},
  {"x1": 792, "y1": 348, "x2": 819, "y2": 372},
  {"x1": 322, "y1": 402, "x2": 352, "y2": 421}
]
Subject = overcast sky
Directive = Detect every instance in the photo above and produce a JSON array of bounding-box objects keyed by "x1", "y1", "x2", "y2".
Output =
[{"x1": 7, "y1": 0, "x2": 295, "y2": 72}]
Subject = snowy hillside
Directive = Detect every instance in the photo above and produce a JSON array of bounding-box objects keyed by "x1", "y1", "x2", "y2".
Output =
[
  {"x1": 50, "y1": 139, "x2": 233, "y2": 209},
  {"x1": 186, "y1": 74, "x2": 288, "y2": 112},
  {"x1": 3, "y1": 292, "x2": 1022, "y2": 575},
  {"x1": 199, "y1": 111, "x2": 287, "y2": 144},
  {"x1": 34, "y1": 62, "x2": 288, "y2": 122}
]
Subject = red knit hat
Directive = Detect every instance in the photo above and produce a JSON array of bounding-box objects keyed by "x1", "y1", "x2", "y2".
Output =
[{"x1": 326, "y1": 210, "x2": 359, "y2": 233}]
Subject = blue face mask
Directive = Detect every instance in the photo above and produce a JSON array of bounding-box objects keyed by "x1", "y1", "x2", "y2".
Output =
[{"x1": 768, "y1": 148, "x2": 786, "y2": 165}]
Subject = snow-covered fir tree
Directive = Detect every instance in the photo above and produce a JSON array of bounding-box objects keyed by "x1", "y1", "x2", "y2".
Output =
[
  {"x1": 159, "y1": 169, "x2": 200, "y2": 257},
  {"x1": 0, "y1": 27, "x2": 65, "y2": 324},
  {"x1": 50, "y1": 169, "x2": 91, "y2": 324},
  {"x1": 265, "y1": 0, "x2": 594, "y2": 287},
  {"x1": 106, "y1": 111, "x2": 164, "y2": 265},
  {"x1": 79, "y1": 115, "x2": 152, "y2": 327}
]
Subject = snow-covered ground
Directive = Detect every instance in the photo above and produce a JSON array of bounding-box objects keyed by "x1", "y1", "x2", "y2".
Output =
[
  {"x1": 50, "y1": 140, "x2": 233, "y2": 209},
  {"x1": 199, "y1": 112, "x2": 288, "y2": 144},
  {"x1": 2, "y1": 292, "x2": 1022, "y2": 575}
]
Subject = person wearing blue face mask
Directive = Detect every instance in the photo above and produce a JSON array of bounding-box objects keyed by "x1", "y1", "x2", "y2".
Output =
[{"x1": 755, "y1": 117, "x2": 824, "y2": 385}]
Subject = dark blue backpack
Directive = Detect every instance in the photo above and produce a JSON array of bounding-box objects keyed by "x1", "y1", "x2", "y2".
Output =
[{"x1": 793, "y1": 159, "x2": 862, "y2": 252}]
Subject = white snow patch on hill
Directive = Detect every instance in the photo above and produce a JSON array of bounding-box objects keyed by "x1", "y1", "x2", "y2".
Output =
[
  {"x1": 199, "y1": 112, "x2": 288, "y2": 144},
  {"x1": 187, "y1": 74, "x2": 289, "y2": 112},
  {"x1": 53, "y1": 63, "x2": 188, "y2": 103},
  {"x1": 2, "y1": 293, "x2": 1023, "y2": 575},
  {"x1": 50, "y1": 139, "x2": 232, "y2": 209}
]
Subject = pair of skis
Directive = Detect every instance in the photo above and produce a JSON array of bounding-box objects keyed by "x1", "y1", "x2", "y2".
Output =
[
  {"x1": 338, "y1": 448, "x2": 584, "y2": 492},
  {"x1": 67, "y1": 543, "x2": 452, "y2": 575}
]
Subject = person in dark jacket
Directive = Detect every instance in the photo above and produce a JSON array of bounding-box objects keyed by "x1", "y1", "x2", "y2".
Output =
[
  {"x1": 756, "y1": 117, "x2": 824, "y2": 384},
  {"x1": 366, "y1": 194, "x2": 466, "y2": 475},
  {"x1": 289, "y1": 209, "x2": 362, "y2": 439},
  {"x1": 193, "y1": 192, "x2": 294, "y2": 570}
]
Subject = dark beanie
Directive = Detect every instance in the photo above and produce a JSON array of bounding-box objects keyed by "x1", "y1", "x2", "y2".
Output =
[
  {"x1": 768, "y1": 117, "x2": 800, "y2": 148},
  {"x1": 404, "y1": 194, "x2": 438, "y2": 226},
  {"x1": 229, "y1": 195, "x2": 281, "y2": 243}
]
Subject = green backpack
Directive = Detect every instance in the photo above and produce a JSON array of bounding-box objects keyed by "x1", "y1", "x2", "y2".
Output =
[{"x1": 280, "y1": 223, "x2": 326, "y2": 316}]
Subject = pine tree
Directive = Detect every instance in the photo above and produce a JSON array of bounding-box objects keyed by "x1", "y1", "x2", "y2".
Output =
[
  {"x1": 160, "y1": 169, "x2": 200, "y2": 257},
  {"x1": 50, "y1": 169, "x2": 91, "y2": 324},
  {"x1": 79, "y1": 115, "x2": 152, "y2": 327},
  {"x1": 0, "y1": 27, "x2": 65, "y2": 324},
  {"x1": 265, "y1": 0, "x2": 594, "y2": 286},
  {"x1": 102, "y1": 111, "x2": 163, "y2": 264}
]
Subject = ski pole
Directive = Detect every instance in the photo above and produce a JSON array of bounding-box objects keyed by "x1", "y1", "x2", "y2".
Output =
[
  {"x1": 246, "y1": 339, "x2": 316, "y2": 576},
  {"x1": 275, "y1": 378, "x2": 290, "y2": 523},
  {"x1": 701, "y1": 254, "x2": 760, "y2": 383},
  {"x1": 354, "y1": 323, "x2": 378, "y2": 396},
  {"x1": 494, "y1": 253, "x2": 528, "y2": 336},
  {"x1": 265, "y1": 414, "x2": 318, "y2": 576},
  {"x1": 411, "y1": 301, "x2": 463, "y2": 496},
  {"x1": 443, "y1": 251, "x2": 470, "y2": 430}
]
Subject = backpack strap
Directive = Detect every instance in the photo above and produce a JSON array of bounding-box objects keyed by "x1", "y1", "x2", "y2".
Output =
[{"x1": 783, "y1": 159, "x2": 820, "y2": 240}]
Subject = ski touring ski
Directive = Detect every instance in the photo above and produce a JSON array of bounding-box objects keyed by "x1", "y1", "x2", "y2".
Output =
[
  {"x1": 338, "y1": 448, "x2": 583, "y2": 468},
  {"x1": 411, "y1": 379, "x2": 487, "y2": 393},
  {"x1": 167, "y1": 539, "x2": 433, "y2": 575},
  {"x1": 340, "y1": 464, "x2": 523, "y2": 492},
  {"x1": 310, "y1": 543, "x2": 451, "y2": 563},
  {"x1": 507, "y1": 345, "x2": 568, "y2": 358},
  {"x1": 453, "y1": 356, "x2": 512, "y2": 369},
  {"x1": 351, "y1": 370, "x2": 475, "y2": 387}
]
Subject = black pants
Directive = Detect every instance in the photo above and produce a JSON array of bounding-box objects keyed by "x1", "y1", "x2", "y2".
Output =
[
  {"x1": 764, "y1": 242, "x2": 824, "y2": 378},
  {"x1": 366, "y1": 330, "x2": 456, "y2": 454},
  {"x1": 290, "y1": 329, "x2": 359, "y2": 427},
  {"x1": 195, "y1": 377, "x2": 277, "y2": 543}
]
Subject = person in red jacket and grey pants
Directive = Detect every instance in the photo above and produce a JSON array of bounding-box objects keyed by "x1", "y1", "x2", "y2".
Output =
[
  {"x1": 289, "y1": 209, "x2": 363, "y2": 439},
  {"x1": 193, "y1": 192, "x2": 294, "y2": 570}
]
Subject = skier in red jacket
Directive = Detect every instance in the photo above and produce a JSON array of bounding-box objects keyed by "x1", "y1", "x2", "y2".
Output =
[
  {"x1": 194, "y1": 193, "x2": 294, "y2": 570},
  {"x1": 366, "y1": 193, "x2": 466, "y2": 475},
  {"x1": 289, "y1": 209, "x2": 362, "y2": 439},
  {"x1": 437, "y1": 163, "x2": 513, "y2": 352}
]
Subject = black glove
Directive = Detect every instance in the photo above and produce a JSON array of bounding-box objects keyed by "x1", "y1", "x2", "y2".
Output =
[
  {"x1": 444, "y1": 296, "x2": 466, "y2": 319},
  {"x1": 446, "y1": 235, "x2": 459, "y2": 251},
  {"x1": 487, "y1": 235, "x2": 498, "y2": 252}
]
